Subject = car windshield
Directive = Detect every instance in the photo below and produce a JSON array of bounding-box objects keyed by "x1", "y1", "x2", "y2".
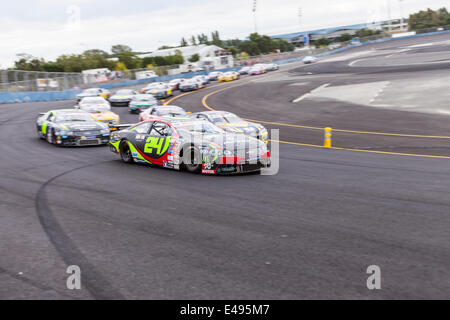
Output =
[
  {"x1": 136, "y1": 96, "x2": 154, "y2": 101},
  {"x1": 81, "y1": 97, "x2": 106, "y2": 104},
  {"x1": 54, "y1": 113, "x2": 93, "y2": 122},
  {"x1": 116, "y1": 90, "x2": 134, "y2": 95},
  {"x1": 79, "y1": 104, "x2": 110, "y2": 113},
  {"x1": 83, "y1": 89, "x2": 99, "y2": 95},
  {"x1": 209, "y1": 114, "x2": 243, "y2": 124},
  {"x1": 158, "y1": 107, "x2": 187, "y2": 116},
  {"x1": 176, "y1": 122, "x2": 224, "y2": 134}
]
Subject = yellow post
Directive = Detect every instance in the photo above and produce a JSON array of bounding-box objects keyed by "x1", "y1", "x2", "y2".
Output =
[{"x1": 324, "y1": 127, "x2": 332, "y2": 148}]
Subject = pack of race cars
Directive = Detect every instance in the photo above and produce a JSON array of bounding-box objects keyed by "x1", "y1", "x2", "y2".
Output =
[{"x1": 37, "y1": 63, "x2": 278, "y2": 174}]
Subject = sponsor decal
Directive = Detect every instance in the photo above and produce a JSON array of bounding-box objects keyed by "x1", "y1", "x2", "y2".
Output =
[
  {"x1": 202, "y1": 169, "x2": 216, "y2": 175},
  {"x1": 144, "y1": 137, "x2": 170, "y2": 156},
  {"x1": 132, "y1": 152, "x2": 139, "y2": 158}
]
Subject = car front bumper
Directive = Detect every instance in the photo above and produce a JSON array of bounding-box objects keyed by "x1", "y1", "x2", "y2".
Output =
[
  {"x1": 56, "y1": 133, "x2": 110, "y2": 146},
  {"x1": 201, "y1": 153, "x2": 271, "y2": 175}
]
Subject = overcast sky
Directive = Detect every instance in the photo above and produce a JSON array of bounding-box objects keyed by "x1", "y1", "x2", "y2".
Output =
[{"x1": 0, "y1": 0, "x2": 448, "y2": 68}]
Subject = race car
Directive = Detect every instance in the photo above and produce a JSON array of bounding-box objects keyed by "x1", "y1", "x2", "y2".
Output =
[
  {"x1": 76, "y1": 88, "x2": 111, "y2": 101},
  {"x1": 167, "y1": 78, "x2": 185, "y2": 91},
  {"x1": 108, "y1": 89, "x2": 137, "y2": 107},
  {"x1": 192, "y1": 75, "x2": 209, "y2": 86},
  {"x1": 109, "y1": 117, "x2": 271, "y2": 175},
  {"x1": 141, "y1": 82, "x2": 166, "y2": 94},
  {"x1": 218, "y1": 71, "x2": 240, "y2": 82},
  {"x1": 303, "y1": 56, "x2": 318, "y2": 64},
  {"x1": 129, "y1": 94, "x2": 158, "y2": 114},
  {"x1": 36, "y1": 109, "x2": 111, "y2": 146},
  {"x1": 191, "y1": 111, "x2": 269, "y2": 144},
  {"x1": 179, "y1": 79, "x2": 203, "y2": 92},
  {"x1": 76, "y1": 97, "x2": 120, "y2": 129},
  {"x1": 248, "y1": 65, "x2": 266, "y2": 75},
  {"x1": 139, "y1": 105, "x2": 189, "y2": 122},
  {"x1": 207, "y1": 71, "x2": 223, "y2": 81},
  {"x1": 265, "y1": 63, "x2": 279, "y2": 71},
  {"x1": 143, "y1": 83, "x2": 172, "y2": 99},
  {"x1": 238, "y1": 66, "x2": 251, "y2": 75}
]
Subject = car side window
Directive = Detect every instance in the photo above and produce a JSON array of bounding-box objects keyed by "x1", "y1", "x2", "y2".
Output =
[
  {"x1": 150, "y1": 123, "x2": 172, "y2": 137},
  {"x1": 197, "y1": 114, "x2": 207, "y2": 120},
  {"x1": 134, "y1": 122, "x2": 152, "y2": 134}
]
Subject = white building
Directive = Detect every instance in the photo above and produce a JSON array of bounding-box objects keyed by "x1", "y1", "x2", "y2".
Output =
[{"x1": 138, "y1": 45, "x2": 234, "y2": 73}]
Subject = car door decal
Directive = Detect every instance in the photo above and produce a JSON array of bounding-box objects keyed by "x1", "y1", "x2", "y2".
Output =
[{"x1": 144, "y1": 137, "x2": 171, "y2": 157}]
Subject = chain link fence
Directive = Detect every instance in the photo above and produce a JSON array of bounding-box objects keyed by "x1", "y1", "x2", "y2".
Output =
[{"x1": 0, "y1": 65, "x2": 186, "y2": 92}]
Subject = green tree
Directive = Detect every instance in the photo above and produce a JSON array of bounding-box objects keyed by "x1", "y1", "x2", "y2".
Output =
[
  {"x1": 338, "y1": 33, "x2": 352, "y2": 42},
  {"x1": 355, "y1": 29, "x2": 381, "y2": 38},
  {"x1": 408, "y1": 7, "x2": 450, "y2": 30},
  {"x1": 238, "y1": 41, "x2": 260, "y2": 56},
  {"x1": 190, "y1": 36, "x2": 197, "y2": 46},
  {"x1": 180, "y1": 37, "x2": 188, "y2": 47},
  {"x1": 118, "y1": 51, "x2": 141, "y2": 69},
  {"x1": 315, "y1": 38, "x2": 331, "y2": 47},
  {"x1": 188, "y1": 54, "x2": 200, "y2": 63},
  {"x1": 14, "y1": 54, "x2": 44, "y2": 71},
  {"x1": 211, "y1": 30, "x2": 223, "y2": 46},
  {"x1": 111, "y1": 45, "x2": 133, "y2": 56}
]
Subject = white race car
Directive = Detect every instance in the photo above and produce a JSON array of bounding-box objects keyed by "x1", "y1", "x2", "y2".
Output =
[{"x1": 303, "y1": 56, "x2": 318, "y2": 64}]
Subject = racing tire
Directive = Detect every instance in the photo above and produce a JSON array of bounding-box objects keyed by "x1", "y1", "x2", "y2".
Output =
[
  {"x1": 37, "y1": 127, "x2": 44, "y2": 139},
  {"x1": 182, "y1": 146, "x2": 202, "y2": 174},
  {"x1": 120, "y1": 141, "x2": 134, "y2": 164},
  {"x1": 46, "y1": 129, "x2": 55, "y2": 144}
]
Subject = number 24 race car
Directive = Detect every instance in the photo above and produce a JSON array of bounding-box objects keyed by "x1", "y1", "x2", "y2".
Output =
[{"x1": 109, "y1": 117, "x2": 271, "y2": 175}]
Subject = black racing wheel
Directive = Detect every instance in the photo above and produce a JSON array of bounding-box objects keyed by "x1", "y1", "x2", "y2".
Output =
[
  {"x1": 120, "y1": 141, "x2": 134, "y2": 164},
  {"x1": 182, "y1": 146, "x2": 202, "y2": 173}
]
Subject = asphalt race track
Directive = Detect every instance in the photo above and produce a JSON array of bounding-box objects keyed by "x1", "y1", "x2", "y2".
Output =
[{"x1": 1, "y1": 34, "x2": 450, "y2": 299}]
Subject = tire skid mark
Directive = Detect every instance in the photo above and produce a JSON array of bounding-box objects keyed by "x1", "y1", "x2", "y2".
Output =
[{"x1": 35, "y1": 162, "x2": 125, "y2": 300}]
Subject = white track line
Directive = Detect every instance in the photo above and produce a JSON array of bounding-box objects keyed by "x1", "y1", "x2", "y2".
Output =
[
  {"x1": 348, "y1": 59, "x2": 365, "y2": 67},
  {"x1": 293, "y1": 83, "x2": 329, "y2": 103}
]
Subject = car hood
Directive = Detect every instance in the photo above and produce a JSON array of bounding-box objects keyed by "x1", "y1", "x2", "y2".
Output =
[
  {"x1": 90, "y1": 112, "x2": 119, "y2": 121},
  {"x1": 216, "y1": 122, "x2": 263, "y2": 133},
  {"x1": 110, "y1": 95, "x2": 133, "y2": 100},
  {"x1": 56, "y1": 121, "x2": 107, "y2": 132},
  {"x1": 131, "y1": 101, "x2": 155, "y2": 106}
]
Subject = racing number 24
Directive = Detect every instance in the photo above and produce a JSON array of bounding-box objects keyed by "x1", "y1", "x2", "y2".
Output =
[{"x1": 144, "y1": 137, "x2": 171, "y2": 156}]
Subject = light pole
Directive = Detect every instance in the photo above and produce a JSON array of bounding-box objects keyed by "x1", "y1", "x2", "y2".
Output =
[
  {"x1": 387, "y1": 0, "x2": 392, "y2": 33},
  {"x1": 399, "y1": 0, "x2": 405, "y2": 30},
  {"x1": 253, "y1": 0, "x2": 258, "y2": 33},
  {"x1": 298, "y1": 7, "x2": 303, "y2": 29}
]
